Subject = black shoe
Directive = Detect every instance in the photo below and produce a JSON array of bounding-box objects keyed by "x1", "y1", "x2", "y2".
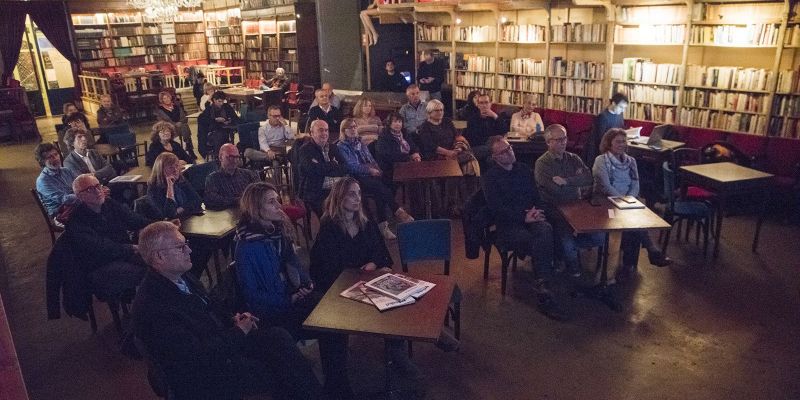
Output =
[
  {"x1": 536, "y1": 294, "x2": 568, "y2": 321},
  {"x1": 648, "y1": 251, "x2": 672, "y2": 267}
]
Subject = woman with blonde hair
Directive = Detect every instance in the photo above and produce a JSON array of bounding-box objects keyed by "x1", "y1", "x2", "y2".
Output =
[
  {"x1": 145, "y1": 121, "x2": 193, "y2": 166},
  {"x1": 154, "y1": 90, "x2": 196, "y2": 161},
  {"x1": 199, "y1": 82, "x2": 216, "y2": 111},
  {"x1": 145, "y1": 152, "x2": 202, "y2": 220},
  {"x1": 351, "y1": 96, "x2": 384, "y2": 140}
]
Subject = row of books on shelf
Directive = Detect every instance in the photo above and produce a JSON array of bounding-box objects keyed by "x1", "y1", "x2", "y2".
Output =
[
  {"x1": 614, "y1": 25, "x2": 685, "y2": 44},
  {"x1": 614, "y1": 83, "x2": 678, "y2": 106},
  {"x1": 176, "y1": 44, "x2": 207, "y2": 53},
  {"x1": 72, "y1": 15, "x2": 108, "y2": 25},
  {"x1": 612, "y1": 58, "x2": 681, "y2": 85},
  {"x1": 786, "y1": 26, "x2": 800, "y2": 47},
  {"x1": 499, "y1": 90, "x2": 543, "y2": 106},
  {"x1": 456, "y1": 71, "x2": 494, "y2": 88},
  {"x1": 279, "y1": 62, "x2": 299, "y2": 73},
  {"x1": 77, "y1": 38, "x2": 112, "y2": 50},
  {"x1": 143, "y1": 35, "x2": 178, "y2": 46},
  {"x1": 500, "y1": 24, "x2": 546, "y2": 43},
  {"x1": 547, "y1": 95, "x2": 604, "y2": 114},
  {"x1": 113, "y1": 47, "x2": 146, "y2": 57},
  {"x1": 281, "y1": 36, "x2": 298, "y2": 48},
  {"x1": 625, "y1": 103, "x2": 677, "y2": 123},
  {"x1": 110, "y1": 25, "x2": 173, "y2": 36},
  {"x1": 78, "y1": 49, "x2": 113, "y2": 60},
  {"x1": 109, "y1": 14, "x2": 141, "y2": 24},
  {"x1": 240, "y1": 0, "x2": 297, "y2": 10},
  {"x1": 246, "y1": 49, "x2": 279, "y2": 61},
  {"x1": 768, "y1": 117, "x2": 800, "y2": 139},
  {"x1": 454, "y1": 86, "x2": 495, "y2": 101},
  {"x1": 689, "y1": 24, "x2": 778, "y2": 46},
  {"x1": 208, "y1": 36, "x2": 243, "y2": 44},
  {"x1": 175, "y1": 23, "x2": 204, "y2": 34},
  {"x1": 80, "y1": 59, "x2": 107, "y2": 68},
  {"x1": 208, "y1": 44, "x2": 243, "y2": 52},
  {"x1": 452, "y1": 54, "x2": 495, "y2": 72},
  {"x1": 279, "y1": 21, "x2": 297, "y2": 32},
  {"x1": 683, "y1": 90, "x2": 767, "y2": 114},
  {"x1": 417, "y1": 24, "x2": 451, "y2": 41},
  {"x1": 457, "y1": 26, "x2": 496, "y2": 42},
  {"x1": 690, "y1": 3, "x2": 782, "y2": 25},
  {"x1": 282, "y1": 50, "x2": 297, "y2": 61},
  {"x1": 247, "y1": 61, "x2": 263, "y2": 72},
  {"x1": 771, "y1": 95, "x2": 800, "y2": 118},
  {"x1": 177, "y1": 34, "x2": 206, "y2": 44},
  {"x1": 550, "y1": 79, "x2": 604, "y2": 98},
  {"x1": 550, "y1": 23, "x2": 606, "y2": 43},
  {"x1": 551, "y1": 58, "x2": 604, "y2": 80},
  {"x1": 617, "y1": 6, "x2": 685, "y2": 24},
  {"x1": 210, "y1": 51, "x2": 245, "y2": 60},
  {"x1": 263, "y1": 36, "x2": 278, "y2": 48},
  {"x1": 112, "y1": 37, "x2": 145, "y2": 47},
  {"x1": 206, "y1": 18, "x2": 242, "y2": 29},
  {"x1": 208, "y1": 26, "x2": 243, "y2": 36},
  {"x1": 74, "y1": 29, "x2": 107, "y2": 39},
  {"x1": 245, "y1": 38, "x2": 259, "y2": 48},
  {"x1": 498, "y1": 58, "x2": 546, "y2": 76},
  {"x1": 678, "y1": 109, "x2": 766, "y2": 134},
  {"x1": 497, "y1": 75, "x2": 545, "y2": 93},
  {"x1": 685, "y1": 65, "x2": 771, "y2": 91}
]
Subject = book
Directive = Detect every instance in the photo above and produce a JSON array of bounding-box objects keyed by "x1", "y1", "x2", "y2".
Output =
[
  {"x1": 364, "y1": 273, "x2": 421, "y2": 301},
  {"x1": 625, "y1": 127, "x2": 642, "y2": 139},
  {"x1": 339, "y1": 281, "x2": 416, "y2": 312},
  {"x1": 608, "y1": 196, "x2": 646, "y2": 209},
  {"x1": 109, "y1": 175, "x2": 141, "y2": 183}
]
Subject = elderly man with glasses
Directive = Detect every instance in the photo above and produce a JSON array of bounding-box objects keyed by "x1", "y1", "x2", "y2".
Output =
[
  {"x1": 244, "y1": 106, "x2": 294, "y2": 164},
  {"x1": 65, "y1": 174, "x2": 154, "y2": 301},
  {"x1": 205, "y1": 143, "x2": 260, "y2": 210}
]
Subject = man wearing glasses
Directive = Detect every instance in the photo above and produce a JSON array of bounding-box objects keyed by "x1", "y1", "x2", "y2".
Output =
[
  {"x1": 482, "y1": 136, "x2": 565, "y2": 321},
  {"x1": 205, "y1": 143, "x2": 260, "y2": 210},
  {"x1": 65, "y1": 174, "x2": 153, "y2": 302},
  {"x1": 535, "y1": 124, "x2": 603, "y2": 278},
  {"x1": 244, "y1": 105, "x2": 294, "y2": 164}
]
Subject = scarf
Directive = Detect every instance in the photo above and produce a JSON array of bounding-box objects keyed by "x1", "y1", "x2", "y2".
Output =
[
  {"x1": 391, "y1": 129, "x2": 410, "y2": 154},
  {"x1": 235, "y1": 221, "x2": 286, "y2": 256},
  {"x1": 603, "y1": 152, "x2": 639, "y2": 184}
]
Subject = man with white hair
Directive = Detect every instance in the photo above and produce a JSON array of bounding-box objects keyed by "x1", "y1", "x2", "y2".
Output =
[
  {"x1": 306, "y1": 88, "x2": 342, "y2": 134},
  {"x1": 131, "y1": 221, "x2": 324, "y2": 400},
  {"x1": 298, "y1": 120, "x2": 347, "y2": 216},
  {"x1": 262, "y1": 67, "x2": 290, "y2": 94},
  {"x1": 310, "y1": 82, "x2": 341, "y2": 109}
]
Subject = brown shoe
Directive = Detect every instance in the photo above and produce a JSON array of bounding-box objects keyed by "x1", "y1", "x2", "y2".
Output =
[{"x1": 395, "y1": 207, "x2": 415, "y2": 224}]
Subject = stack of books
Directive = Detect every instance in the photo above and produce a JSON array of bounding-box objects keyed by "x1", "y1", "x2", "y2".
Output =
[{"x1": 340, "y1": 273, "x2": 436, "y2": 311}]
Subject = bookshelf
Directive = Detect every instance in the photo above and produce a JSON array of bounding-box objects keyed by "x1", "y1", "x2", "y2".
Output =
[{"x1": 204, "y1": 6, "x2": 243, "y2": 61}]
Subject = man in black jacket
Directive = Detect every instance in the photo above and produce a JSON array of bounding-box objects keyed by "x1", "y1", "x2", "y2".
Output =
[
  {"x1": 305, "y1": 89, "x2": 342, "y2": 135},
  {"x1": 481, "y1": 137, "x2": 565, "y2": 321},
  {"x1": 198, "y1": 91, "x2": 241, "y2": 158},
  {"x1": 298, "y1": 120, "x2": 347, "y2": 216},
  {"x1": 465, "y1": 93, "x2": 507, "y2": 163},
  {"x1": 132, "y1": 221, "x2": 324, "y2": 400}
]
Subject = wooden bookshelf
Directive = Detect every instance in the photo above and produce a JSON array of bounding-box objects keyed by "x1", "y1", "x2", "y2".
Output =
[{"x1": 204, "y1": 6, "x2": 243, "y2": 61}]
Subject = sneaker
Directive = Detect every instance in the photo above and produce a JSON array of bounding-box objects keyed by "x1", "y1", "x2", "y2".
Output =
[
  {"x1": 379, "y1": 222, "x2": 397, "y2": 240},
  {"x1": 395, "y1": 207, "x2": 415, "y2": 224},
  {"x1": 648, "y1": 251, "x2": 672, "y2": 267},
  {"x1": 434, "y1": 330, "x2": 460, "y2": 352}
]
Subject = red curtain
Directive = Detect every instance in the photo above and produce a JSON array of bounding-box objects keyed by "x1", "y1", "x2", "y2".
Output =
[{"x1": 0, "y1": 3, "x2": 28, "y2": 85}]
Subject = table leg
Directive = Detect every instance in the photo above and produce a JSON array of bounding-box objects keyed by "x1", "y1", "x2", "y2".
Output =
[
  {"x1": 752, "y1": 189, "x2": 770, "y2": 253},
  {"x1": 574, "y1": 231, "x2": 622, "y2": 311},
  {"x1": 713, "y1": 195, "x2": 726, "y2": 258},
  {"x1": 424, "y1": 181, "x2": 432, "y2": 219}
]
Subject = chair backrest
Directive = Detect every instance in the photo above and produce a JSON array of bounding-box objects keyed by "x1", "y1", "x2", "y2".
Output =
[
  {"x1": 31, "y1": 188, "x2": 60, "y2": 245},
  {"x1": 239, "y1": 103, "x2": 249, "y2": 121},
  {"x1": 671, "y1": 147, "x2": 702, "y2": 170},
  {"x1": 263, "y1": 164, "x2": 294, "y2": 200},
  {"x1": 107, "y1": 131, "x2": 137, "y2": 148},
  {"x1": 183, "y1": 161, "x2": 219, "y2": 197},
  {"x1": 397, "y1": 219, "x2": 451, "y2": 268},
  {"x1": 236, "y1": 122, "x2": 261, "y2": 151}
]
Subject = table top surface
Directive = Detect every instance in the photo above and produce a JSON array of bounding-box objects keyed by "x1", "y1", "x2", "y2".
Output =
[
  {"x1": 223, "y1": 87, "x2": 265, "y2": 95},
  {"x1": 452, "y1": 120, "x2": 467, "y2": 130},
  {"x1": 627, "y1": 139, "x2": 685, "y2": 153},
  {"x1": 679, "y1": 162, "x2": 773, "y2": 184},
  {"x1": 114, "y1": 165, "x2": 152, "y2": 184},
  {"x1": 557, "y1": 199, "x2": 671, "y2": 234},
  {"x1": 93, "y1": 144, "x2": 119, "y2": 156},
  {"x1": 180, "y1": 208, "x2": 239, "y2": 240},
  {"x1": 393, "y1": 159, "x2": 463, "y2": 182},
  {"x1": 302, "y1": 269, "x2": 455, "y2": 342}
]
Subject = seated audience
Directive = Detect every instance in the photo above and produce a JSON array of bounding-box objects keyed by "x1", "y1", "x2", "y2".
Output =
[
  {"x1": 62, "y1": 102, "x2": 90, "y2": 129},
  {"x1": 199, "y1": 91, "x2": 240, "y2": 157},
  {"x1": 205, "y1": 143, "x2": 260, "y2": 210},
  {"x1": 62, "y1": 127, "x2": 117, "y2": 184},
  {"x1": 398, "y1": 84, "x2": 427, "y2": 136},
  {"x1": 375, "y1": 59, "x2": 408, "y2": 93},
  {"x1": 146, "y1": 121, "x2": 194, "y2": 167},
  {"x1": 261, "y1": 67, "x2": 290, "y2": 94},
  {"x1": 306, "y1": 88, "x2": 342, "y2": 135},
  {"x1": 198, "y1": 82, "x2": 215, "y2": 111},
  {"x1": 298, "y1": 120, "x2": 347, "y2": 216},
  {"x1": 244, "y1": 105, "x2": 293, "y2": 163},
  {"x1": 35, "y1": 143, "x2": 79, "y2": 219},
  {"x1": 464, "y1": 93, "x2": 506, "y2": 160},
  {"x1": 192, "y1": 71, "x2": 206, "y2": 106},
  {"x1": 66, "y1": 174, "x2": 150, "y2": 300},
  {"x1": 374, "y1": 112, "x2": 422, "y2": 186},
  {"x1": 96, "y1": 94, "x2": 127, "y2": 128},
  {"x1": 592, "y1": 128, "x2": 671, "y2": 280},
  {"x1": 510, "y1": 94, "x2": 544, "y2": 136},
  {"x1": 310, "y1": 82, "x2": 342, "y2": 109},
  {"x1": 337, "y1": 118, "x2": 414, "y2": 239},
  {"x1": 131, "y1": 221, "x2": 324, "y2": 400},
  {"x1": 145, "y1": 152, "x2": 202, "y2": 220},
  {"x1": 482, "y1": 136, "x2": 563, "y2": 320},
  {"x1": 455, "y1": 90, "x2": 481, "y2": 121},
  {"x1": 351, "y1": 96, "x2": 383, "y2": 141},
  {"x1": 154, "y1": 90, "x2": 196, "y2": 160},
  {"x1": 234, "y1": 182, "x2": 352, "y2": 398},
  {"x1": 534, "y1": 124, "x2": 603, "y2": 277}
]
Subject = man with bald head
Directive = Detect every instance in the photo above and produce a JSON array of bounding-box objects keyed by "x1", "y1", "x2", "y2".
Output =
[
  {"x1": 65, "y1": 174, "x2": 152, "y2": 299},
  {"x1": 298, "y1": 120, "x2": 346, "y2": 216},
  {"x1": 306, "y1": 88, "x2": 342, "y2": 134},
  {"x1": 310, "y1": 82, "x2": 341, "y2": 109},
  {"x1": 535, "y1": 124, "x2": 602, "y2": 277},
  {"x1": 204, "y1": 143, "x2": 260, "y2": 210}
]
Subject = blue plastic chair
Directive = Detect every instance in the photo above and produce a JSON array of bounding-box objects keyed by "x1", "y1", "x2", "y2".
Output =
[{"x1": 397, "y1": 219, "x2": 451, "y2": 275}]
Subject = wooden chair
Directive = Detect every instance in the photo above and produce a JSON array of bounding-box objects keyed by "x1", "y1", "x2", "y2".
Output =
[{"x1": 31, "y1": 188, "x2": 63, "y2": 246}]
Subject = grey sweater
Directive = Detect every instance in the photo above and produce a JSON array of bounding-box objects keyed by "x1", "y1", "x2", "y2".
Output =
[{"x1": 591, "y1": 153, "x2": 639, "y2": 197}]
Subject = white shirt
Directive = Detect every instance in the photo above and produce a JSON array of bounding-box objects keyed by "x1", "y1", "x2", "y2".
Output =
[
  {"x1": 258, "y1": 122, "x2": 293, "y2": 151},
  {"x1": 510, "y1": 111, "x2": 544, "y2": 135},
  {"x1": 199, "y1": 94, "x2": 212, "y2": 111}
]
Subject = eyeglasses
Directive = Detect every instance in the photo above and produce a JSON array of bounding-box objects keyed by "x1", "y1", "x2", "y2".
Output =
[
  {"x1": 156, "y1": 241, "x2": 190, "y2": 254},
  {"x1": 77, "y1": 183, "x2": 104, "y2": 194},
  {"x1": 548, "y1": 136, "x2": 568, "y2": 143}
]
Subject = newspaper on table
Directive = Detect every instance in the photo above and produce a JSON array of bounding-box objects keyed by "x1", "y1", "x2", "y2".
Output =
[
  {"x1": 340, "y1": 273, "x2": 436, "y2": 311},
  {"x1": 109, "y1": 175, "x2": 141, "y2": 183},
  {"x1": 339, "y1": 281, "x2": 415, "y2": 311}
]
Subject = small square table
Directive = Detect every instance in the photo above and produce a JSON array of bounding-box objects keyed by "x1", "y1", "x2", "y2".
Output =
[
  {"x1": 393, "y1": 159, "x2": 463, "y2": 219},
  {"x1": 180, "y1": 208, "x2": 239, "y2": 285}
]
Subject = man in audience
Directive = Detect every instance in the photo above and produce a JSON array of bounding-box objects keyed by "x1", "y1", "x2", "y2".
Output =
[
  {"x1": 417, "y1": 50, "x2": 445, "y2": 100},
  {"x1": 62, "y1": 127, "x2": 117, "y2": 184},
  {"x1": 244, "y1": 105, "x2": 293, "y2": 163},
  {"x1": 199, "y1": 91, "x2": 241, "y2": 157},
  {"x1": 482, "y1": 136, "x2": 564, "y2": 320},
  {"x1": 464, "y1": 93, "x2": 506, "y2": 161},
  {"x1": 375, "y1": 59, "x2": 408, "y2": 93},
  {"x1": 311, "y1": 82, "x2": 342, "y2": 109},
  {"x1": 585, "y1": 92, "x2": 628, "y2": 164},
  {"x1": 131, "y1": 221, "x2": 324, "y2": 400},
  {"x1": 66, "y1": 174, "x2": 152, "y2": 301},
  {"x1": 535, "y1": 124, "x2": 604, "y2": 277},
  {"x1": 35, "y1": 143, "x2": 79, "y2": 220},
  {"x1": 205, "y1": 143, "x2": 260, "y2": 210},
  {"x1": 399, "y1": 84, "x2": 427, "y2": 136},
  {"x1": 298, "y1": 120, "x2": 346, "y2": 216},
  {"x1": 96, "y1": 94, "x2": 127, "y2": 128},
  {"x1": 306, "y1": 88, "x2": 342, "y2": 135}
]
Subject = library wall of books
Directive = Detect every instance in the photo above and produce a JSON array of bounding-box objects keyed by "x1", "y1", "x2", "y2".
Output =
[{"x1": 408, "y1": 0, "x2": 800, "y2": 139}]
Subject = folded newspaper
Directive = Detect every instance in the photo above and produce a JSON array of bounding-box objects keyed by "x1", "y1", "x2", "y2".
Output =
[{"x1": 340, "y1": 274, "x2": 436, "y2": 311}]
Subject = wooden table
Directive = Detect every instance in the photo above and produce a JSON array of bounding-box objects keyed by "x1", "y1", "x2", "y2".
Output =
[
  {"x1": 393, "y1": 159, "x2": 463, "y2": 219},
  {"x1": 303, "y1": 269, "x2": 456, "y2": 395},
  {"x1": 558, "y1": 199, "x2": 671, "y2": 310},
  {"x1": 679, "y1": 162, "x2": 774, "y2": 257},
  {"x1": 113, "y1": 165, "x2": 152, "y2": 185},
  {"x1": 626, "y1": 139, "x2": 685, "y2": 202},
  {"x1": 181, "y1": 208, "x2": 240, "y2": 284},
  {"x1": 93, "y1": 144, "x2": 119, "y2": 162}
]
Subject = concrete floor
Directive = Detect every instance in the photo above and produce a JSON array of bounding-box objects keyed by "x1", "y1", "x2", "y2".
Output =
[{"x1": 1, "y1": 118, "x2": 799, "y2": 399}]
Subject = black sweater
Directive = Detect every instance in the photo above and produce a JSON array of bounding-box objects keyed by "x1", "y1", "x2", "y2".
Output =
[
  {"x1": 465, "y1": 114, "x2": 507, "y2": 148},
  {"x1": 297, "y1": 141, "x2": 346, "y2": 202},
  {"x1": 146, "y1": 140, "x2": 193, "y2": 166},
  {"x1": 374, "y1": 128, "x2": 419, "y2": 179},
  {"x1": 480, "y1": 162, "x2": 544, "y2": 228}
]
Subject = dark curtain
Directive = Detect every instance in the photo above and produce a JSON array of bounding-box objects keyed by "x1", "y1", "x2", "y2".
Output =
[
  {"x1": 0, "y1": 3, "x2": 28, "y2": 85},
  {"x1": 28, "y1": 4, "x2": 78, "y2": 65}
]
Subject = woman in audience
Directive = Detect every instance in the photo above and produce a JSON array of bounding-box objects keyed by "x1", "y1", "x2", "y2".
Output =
[
  {"x1": 144, "y1": 152, "x2": 202, "y2": 220},
  {"x1": 351, "y1": 96, "x2": 383, "y2": 141},
  {"x1": 337, "y1": 118, "x2": 414, "y2": 239},
  {"x1": 154, "y1": 90, "x2": 196, "y2": 161},
  {"x1": 62, "y1": 127, "x2": 117, "y2": 184},
  {"x1": 199, "y1": 82, "x2": 215, "y2": 111},
  {"x1": 62, "y1": 102, "x2": 90, "y2": 129},
  {"x1": 510, "y1": 94, "x2": 544, "y2": 136},
  {"x1": 374, "y1": 112, "x2": 421, "y2": 186},
  {"x1": 592, "y1": 128, "x2": 672, "y2": 280},
  {"x1": 235, "y1": 182, "x2": 352, "y2": 399},
  {"x1": 455, "y1": 89, "x2": 481, "y2": 121},
  {"x1": 146, "y1": 121, "x2": 193, "y2": 166}
]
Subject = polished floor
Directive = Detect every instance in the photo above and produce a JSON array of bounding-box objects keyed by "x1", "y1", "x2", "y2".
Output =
[{"x1": 1, "y1": 117, "x2": 799, "y2": 399}]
